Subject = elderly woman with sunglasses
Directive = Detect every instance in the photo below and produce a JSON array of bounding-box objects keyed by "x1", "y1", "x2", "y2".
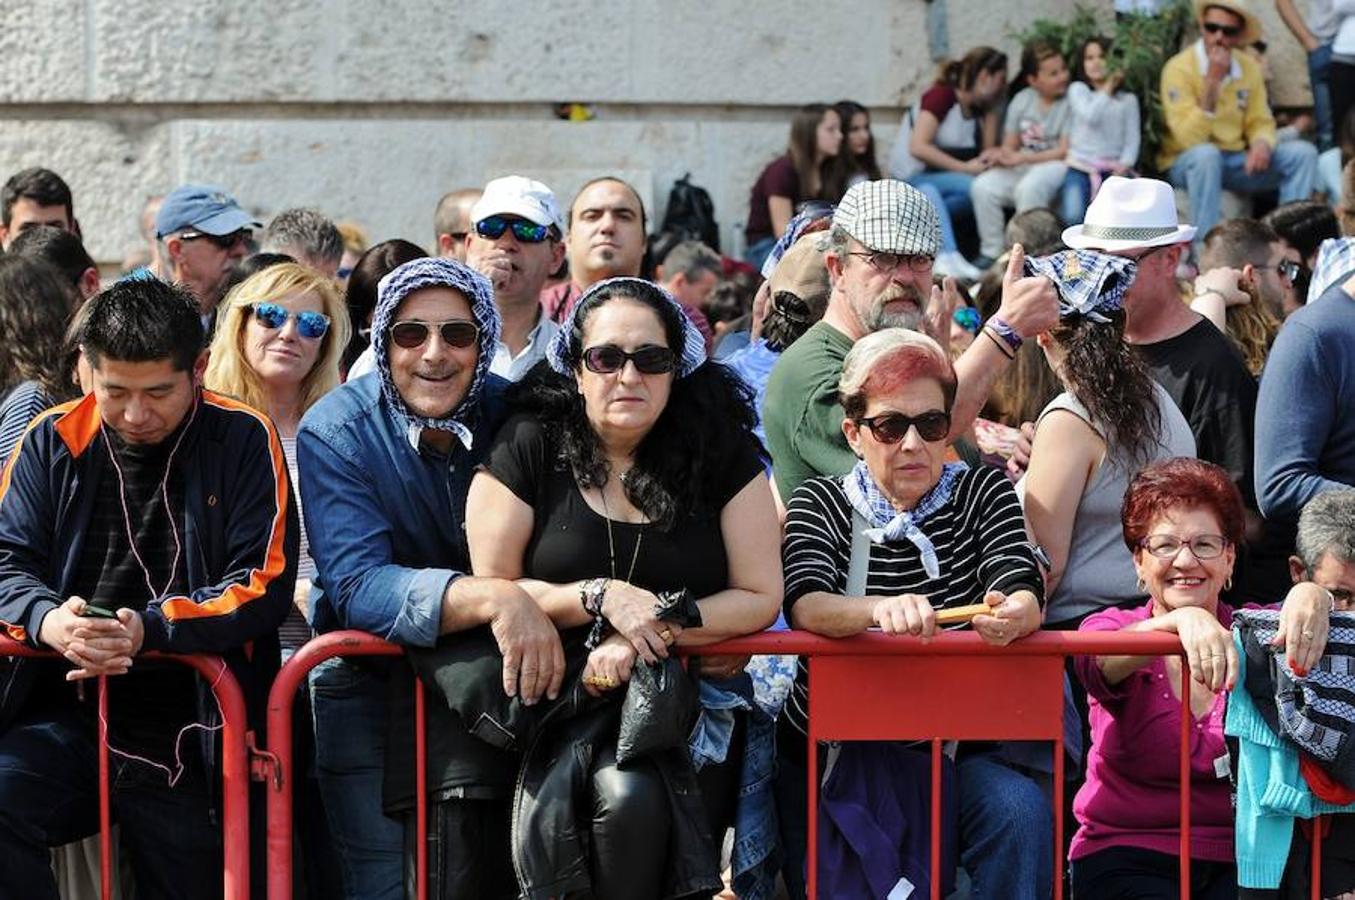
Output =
[
  {"x1": 1070, "y1": 458, "x2": 1334, "y2": 900},
  {"x1": 780, "y1": 327, "x2": 1052, "y2": 900},
  {"x1": 204, "y1": 261, "x2": 348, "y2": 651},
  {"x1": 465, "y1": 277, "x2": 782, "y2": 899}
]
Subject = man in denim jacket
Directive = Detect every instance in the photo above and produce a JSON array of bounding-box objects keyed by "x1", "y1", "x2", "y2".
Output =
[{"x1": 298, "y1": 257, "x2": 563, "y2": 900}]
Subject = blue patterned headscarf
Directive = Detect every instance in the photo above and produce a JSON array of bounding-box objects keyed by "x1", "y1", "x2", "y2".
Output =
[
  {"x1": 371, "y1": 257, "x2": 501, "y2": 445},
  {"x1": 546, "y1": 276, "x2": 706, "y2": 379},
  {"x1": 1024, "y1": 249, "x2": 1136, "y2": 324},
  {"x1": 1308, "y1": 237, "x2": 1355, "y2": 304}
]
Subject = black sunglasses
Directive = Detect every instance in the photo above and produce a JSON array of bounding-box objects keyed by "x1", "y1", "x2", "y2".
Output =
[
  {"x1": 581, "y1": 344, "x2": 676, "y2": 375},
  {"x1": 474, "y1": 216, "x2": 551, "y2": 243},
  {"x1": 180, "y1": 229, "x2": 252, "y2": 250},
  {"x1": 1202, "y1": 21, "x2": 1241, "y2": 37},
  {"x1": 389, "y1": 319, "x2": 480, "y2": 350},
  {"x1": 855, "y1": 410, "x2": 951, "y2": 444}
]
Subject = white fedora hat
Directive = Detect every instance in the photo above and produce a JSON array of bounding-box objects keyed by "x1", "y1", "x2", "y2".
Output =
[{"x1": 1062, "y1": 176, "x2": 1198, "y2": 252}]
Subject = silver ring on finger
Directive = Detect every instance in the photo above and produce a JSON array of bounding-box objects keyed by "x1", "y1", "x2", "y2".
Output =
[{"x1": 1301, "y1": 629, "x2": 1315, "y2": 640}]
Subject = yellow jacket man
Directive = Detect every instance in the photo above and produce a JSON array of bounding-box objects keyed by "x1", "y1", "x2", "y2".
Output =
[{"x1": 1161, "y1": 0, "x2": 1317, "y2": 244}]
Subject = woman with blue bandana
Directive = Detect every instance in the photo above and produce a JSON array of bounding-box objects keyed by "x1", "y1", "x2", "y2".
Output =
[
  {"x1": 779, "y1": 327, "x2": 1051, "y2": 900},
  {"x1": 1018, "y1": 249, "x2": 1197, "y2": 630},
  {"x1": 465, "y1": 277, "x2": 782, "y2": 898}
]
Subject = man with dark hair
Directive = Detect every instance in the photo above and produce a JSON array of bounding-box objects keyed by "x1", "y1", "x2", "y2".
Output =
[
  {"x1": 433, "y1": 188, "x2": 482, "y2": 261},
  {"x1": 299, "y1": 258, "x2": 560, "y2": 900},
  {"x1": 8, "y1": 225, "x2": 101, "y2": 300},
  {"x1": 154, "y1": 183, "x2": 260, "y2": 317},
  {"x1": 0, "y1": 167, "x2": 77, "y2": 250},
  {"x1": 541, "y1": 177, "x2": 648, "y2": 322},
  {"x1": 655, "y1": 239, "x2": 722, "y2": 350},
  {"x1": 0, "y1": 277, "x2": 297, "y2": 900},
  {"x1": 1194, "y1": 217, "x2": 1297, "y2": 318},
  {"x1": 260, "y1": 207, "x2": 344, "y2": 278}
]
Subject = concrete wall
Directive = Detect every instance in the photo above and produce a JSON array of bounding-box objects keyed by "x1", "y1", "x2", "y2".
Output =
[{"x1": 0, "y1": 0, "x2": 1315, "y2": 264}]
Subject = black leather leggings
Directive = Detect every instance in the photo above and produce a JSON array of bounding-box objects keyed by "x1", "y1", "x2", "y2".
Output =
[{"x1": 587, "y1": 714, "x2": 745, "y2": 900}]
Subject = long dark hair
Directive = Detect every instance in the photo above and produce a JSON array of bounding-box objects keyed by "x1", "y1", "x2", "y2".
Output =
[
  {"x1": 786, "y1": 103, "x2": 839, "y2": 201},
  {"x1": 1051, "y1": 309, "x2": 1161, "y2": 465},
  {"x1": 0, "y1": 256, "x2": 79, "y2": 401},
  {"x1": 508, "y1": 281, "x2": 759, "y2": 530},
  {"x1": 937, "y1": 46, "x2": 1008, "y2": 91},
  {"x1": 342, "y1": 239, "x2": 428, "y2": 373}
]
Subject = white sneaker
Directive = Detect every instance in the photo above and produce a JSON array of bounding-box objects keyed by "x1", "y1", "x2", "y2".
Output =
[{"x1": 933, "y1": 251, "x2": 982, "y2": 281}]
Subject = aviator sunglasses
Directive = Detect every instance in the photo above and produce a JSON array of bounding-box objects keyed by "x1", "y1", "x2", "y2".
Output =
[
  {"x1": 855, "y1": 410, "x2": 951, "y2": 444},
  {"x1": 250, "y1": 302, "x2": 331, "y2": 339},
  {"x1": 474, "y1": 215, "x2": 551, "y2": 243},
  {"x1": 389, "y1": 319, "x2": 481, "y2": 349},
  {"x1": 581, "y1": 344, "x2": 676, "y2": 375}
]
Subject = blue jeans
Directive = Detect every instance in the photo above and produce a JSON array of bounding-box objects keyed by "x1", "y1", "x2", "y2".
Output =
[
  {"x1": 0, "y1": 699, "x2": 220, "y2": 900},
  {"x1": 1311, "y1": 43, "x2": 1334, "y2": 151},
  {"x1": 310, "y1": 657, "x2": 404, "y2": 900},
  {"x1": 908, "y1": 170, "x2": 975, "y2": 255},
  {"x1": 1060, "y1": 169, "x2": 1094, "y2": 227},
  {"x1": 776, "y1": 745, "x2": 1052, "y2": 900},
  {"x1": 744, "y1": 236, "x2": 777, "y2": 273},
  {"x1": 1168, "y1": 140, "x2": 1319, "y2": 243}
]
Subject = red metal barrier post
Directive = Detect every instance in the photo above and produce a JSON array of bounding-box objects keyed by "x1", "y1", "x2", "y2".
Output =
[
  {"x1": 261, "y1": 631, "x2": 406, "y2": 900},
  {"x1": 0, "y1": 637, "x2": 251, "y2": 900}
]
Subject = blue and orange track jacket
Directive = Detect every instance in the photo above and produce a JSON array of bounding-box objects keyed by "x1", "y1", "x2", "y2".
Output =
[{"x1": 0, "y1": 389, "x2": 297, "y2": 733}]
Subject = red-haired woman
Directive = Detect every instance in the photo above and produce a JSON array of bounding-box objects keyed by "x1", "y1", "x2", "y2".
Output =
[{"x1": 1071, "y1": 458, "x2": 1334, "y2": 898}]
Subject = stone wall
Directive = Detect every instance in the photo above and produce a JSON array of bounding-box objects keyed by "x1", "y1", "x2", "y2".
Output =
[{"x1": 0, "y1": 0, "x2": 1316, "y2": 264}]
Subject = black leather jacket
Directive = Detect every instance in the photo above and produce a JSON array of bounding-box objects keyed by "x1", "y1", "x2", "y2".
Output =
[{"x1": 397, "y1": 628, "x2": 722, "y2": 899}]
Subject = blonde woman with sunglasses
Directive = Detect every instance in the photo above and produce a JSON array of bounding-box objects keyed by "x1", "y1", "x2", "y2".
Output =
[{"x1": 205, "y1": 261, "x2": 349, "y2": 649}]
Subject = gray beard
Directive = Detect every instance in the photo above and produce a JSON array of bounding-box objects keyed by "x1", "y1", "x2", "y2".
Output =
[{"x1": 866, "y1": 305, "x2": 923, "y2": 333}]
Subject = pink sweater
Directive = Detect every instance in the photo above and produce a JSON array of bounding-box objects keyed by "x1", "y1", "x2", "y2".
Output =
[{"x1": 1070, "y1": 602, "x2": 1236, "y2": 863}]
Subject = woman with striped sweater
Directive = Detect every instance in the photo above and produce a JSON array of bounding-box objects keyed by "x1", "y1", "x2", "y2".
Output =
[{"x1": 777, "y1": 327, "x2": 1051, "y2": 900}]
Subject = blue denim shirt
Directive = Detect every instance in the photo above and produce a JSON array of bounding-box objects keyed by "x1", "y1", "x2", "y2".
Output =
[
  {"x1": 691, "y1": 677, "x2": 783, "y2": 900},
  {"x1": 296, "y1": 372, "x2": 509, "y2": 647}
]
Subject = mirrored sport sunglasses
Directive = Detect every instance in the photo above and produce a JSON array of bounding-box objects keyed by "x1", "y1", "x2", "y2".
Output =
[
  {"x1": 855, "y1": 410, "x2": 951, "y2": 444},
  {"x1": 1276, "y1": 259, "x2": 1302, "y2": 283},
  {"x1": 250, "y1": 302, "x2": 331, "y2": 339},
  {"x1": 180, "y1": 229, "x2": 252, "y2": 250},
  {"x1": 581, "y1": 344, "x2": 676, "y2": 375},
  {"x1": 389, "y1": 319, "x2": 480, "y2": 349},
  {"x1": 474, "y1": 215, "x2": 551, "y2": 243}
]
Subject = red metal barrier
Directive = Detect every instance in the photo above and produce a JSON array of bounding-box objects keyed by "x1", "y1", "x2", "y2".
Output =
[
  {"x1": 260, "y1": 629, "x2": 1329, "y2": 900},
  {"x1": 0, "y1": 637, "x2": 252, "y2": 900},
  {"x1": 259, "y1": 630, "x2": 425, "y2": 900}
]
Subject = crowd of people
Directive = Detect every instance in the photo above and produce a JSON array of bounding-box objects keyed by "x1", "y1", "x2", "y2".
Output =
[{"x1": 0, "y1": 1, "x2": 1352, "y2": 899}]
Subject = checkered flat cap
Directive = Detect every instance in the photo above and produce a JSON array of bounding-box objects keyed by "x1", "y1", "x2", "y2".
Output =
[{"x1": 832, "y1": 179, "x2": 941, "y2": 257}]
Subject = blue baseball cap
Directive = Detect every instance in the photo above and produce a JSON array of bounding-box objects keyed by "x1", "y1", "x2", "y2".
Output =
[{"x1": 155, "y1": 184, "x2": 261, "y2": 239}]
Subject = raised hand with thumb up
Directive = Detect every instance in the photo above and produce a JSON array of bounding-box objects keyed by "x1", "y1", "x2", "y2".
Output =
[{"x1": 996, "y1": 243, "x2": 1059, "y2": 341}]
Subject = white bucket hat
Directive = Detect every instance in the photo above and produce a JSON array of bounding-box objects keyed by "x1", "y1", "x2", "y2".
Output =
[{"x1": 1062, "y1": 176, "x2": 1198, "y2": 253}]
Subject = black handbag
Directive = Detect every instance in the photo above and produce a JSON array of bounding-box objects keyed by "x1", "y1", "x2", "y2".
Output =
[{"x1": 615, "y1": 589, "x2": 703, "y2": 766}]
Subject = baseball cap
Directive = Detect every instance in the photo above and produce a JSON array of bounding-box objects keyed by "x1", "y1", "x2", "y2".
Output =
[
  {"x1": 470, "y1": 176, "x2": 564, "y2": 234},
  {"x1": 155, "y1": 184, "x2": 261, "y2": 240},
  {"x1": 831, "y1": 179, "x2": 941, "y2": 257}
]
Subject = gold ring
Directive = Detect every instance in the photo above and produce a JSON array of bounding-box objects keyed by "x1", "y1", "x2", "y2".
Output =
[
  {"x1": 582, "y1": 674, "x2": 619, "y2": 689},
  {"x1": 659, "y1": 629, "x2": 674, "y2": 644}
]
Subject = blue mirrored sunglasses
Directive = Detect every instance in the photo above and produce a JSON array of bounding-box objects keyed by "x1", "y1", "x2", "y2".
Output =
[
  {"x1": 251, "y1": 302, "x2": 331, "y2": 339},
  {"x1": 474, "y1": 215, "x2": 551, "y2": 243}
]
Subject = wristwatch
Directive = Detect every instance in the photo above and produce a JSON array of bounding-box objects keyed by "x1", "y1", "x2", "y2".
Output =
[{"x1": 987, "y1": 315, "x2": 1023, "y2": 352}]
